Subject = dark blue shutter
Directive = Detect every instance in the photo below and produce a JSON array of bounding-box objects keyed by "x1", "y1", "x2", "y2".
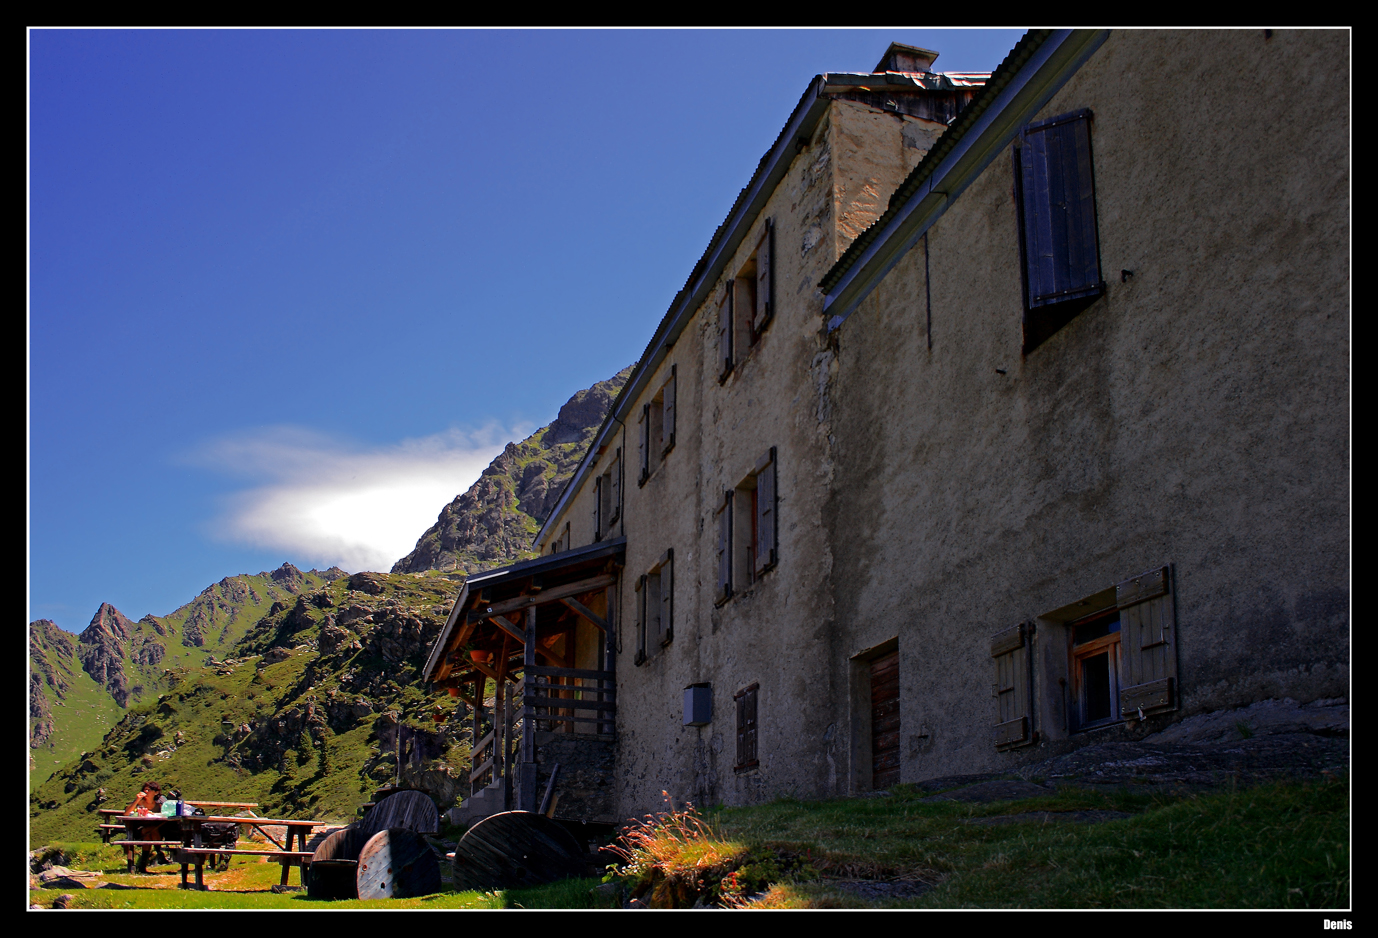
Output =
[
  {"x1": 1019, "y1": 109, "x2": 1103, "y2": 310},
  {"x1": 716, "y1": 491, "x2": 732, "y2": 604}
]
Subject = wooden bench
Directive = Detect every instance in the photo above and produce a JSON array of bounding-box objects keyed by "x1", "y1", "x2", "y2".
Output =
[{"x1": 174, "y1": 848, "x2": 315, "y2": 890}]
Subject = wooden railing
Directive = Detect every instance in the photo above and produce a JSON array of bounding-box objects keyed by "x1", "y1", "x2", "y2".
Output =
[
  {"x1": 523, "y1": 665, "x2": 616, "y2": 736},
  {"x1": 466, "y1": 666, "x2": 616, "y2": 799}
]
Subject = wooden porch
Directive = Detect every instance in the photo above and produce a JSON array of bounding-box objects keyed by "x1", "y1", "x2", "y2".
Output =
[{"x1": 423, "y1": 539, "x2": 623, "y2": 822}]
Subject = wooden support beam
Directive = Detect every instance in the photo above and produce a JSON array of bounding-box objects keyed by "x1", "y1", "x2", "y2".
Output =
[
  {"x1": 469, "y1": 659, "x2": 501, "y2": 684},
  {"x1": 487, "y1": 615, "x2": 526, "y2": 645},
  {"x1": 559, "y1": 596, "x2": 610, "y2": 633},
  {"x1": 468, "y1": 574, "x2": 618, "y2": 621}
]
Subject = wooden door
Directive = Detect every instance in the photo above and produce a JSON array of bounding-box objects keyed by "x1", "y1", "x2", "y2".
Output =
[{"x1": 870, "y1": 651, "x2": 900, "y2": 789}]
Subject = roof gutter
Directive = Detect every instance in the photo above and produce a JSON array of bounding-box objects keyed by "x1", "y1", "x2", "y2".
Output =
[
  {"x1": 535, "y1": 76, "x2": 834, "y2": 547},
  {"x1": 822, "y1": 29, "x2": 1110, "y2": 329}
]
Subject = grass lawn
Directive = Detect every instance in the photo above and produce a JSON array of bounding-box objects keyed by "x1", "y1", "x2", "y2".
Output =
[{"x1": 30, "y1": 776, "x2": 1348, "y2": 910}]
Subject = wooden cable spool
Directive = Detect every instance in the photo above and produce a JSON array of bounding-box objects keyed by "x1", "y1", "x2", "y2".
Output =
[
  {"x1": 355, "y1": 828, "x2": 443, "y2": 900},
  {"x1": 305, "y1": 827, "x2": 368, "y2": 901},
  {"x1": 451, "y1": 811, "x2": 587, "y2": 892},
  {"x1": 356, "y1": 790, "x2": 439, "y2": 840}
]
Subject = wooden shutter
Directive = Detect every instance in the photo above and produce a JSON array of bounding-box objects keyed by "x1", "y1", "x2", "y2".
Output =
[
  {"x1": 754, "y1": 220, "x2": 774, "y2": 332},
  {"x1": 754, "y1": 447, "x2": 777, "y2": 576},
  {"x1": 1018, "y1": 109, "x2": 1103, "y2": 310},
  {"x1": 634, "y1": 574, "x2": 647, "y2": 664},
  {"x1": 658, "y1": 549, "x2": 673, "y2": 646},
  {"x1": 610, "y1": 450, "x2": 621, "y2": 524},
  {"x1": 1116, "y1": 566, "x2": 1178, "y2": 719},
  {"x1": 638, "y1": 403, "x2": 650, "y2": 485},
  {"x1": 717, "y1": 287, "x2": 733, "y2": 380},
  {"x1": 662, "y1": 366, "x2": 676, "y2": 457},
  {"x1": 592, "y1": 475, "x2": 602, "y2": 541},
  {"x1": 990, "y1": 622, "x2": 1034, "y2": 750},
  {"x1": 735, "y1": 683, "x2": 759, "y2": 768},
  {"x1": 647, "y1": 570, "x2": 661, "y2": 659},
  {"x1": 715, "y1": 491, "x2": 733, "y2": 604},
  {"x1": 744, "y1": 685, "x2": 758, "y2": 765}
]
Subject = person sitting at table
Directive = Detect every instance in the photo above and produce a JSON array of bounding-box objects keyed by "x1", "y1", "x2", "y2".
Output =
[{"x1": 125, "y1": 782, "x2": 171, "y2": 872}]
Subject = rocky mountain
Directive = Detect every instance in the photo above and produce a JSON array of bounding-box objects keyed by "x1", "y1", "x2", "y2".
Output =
[
  {"x1": 30, "y1": 369, "x2": 629, "y2": 840},
  {"x1": 29, "y1": 563, "x2": 350, "y2": 792},
  {"x1": 30, "y1": 620, "x2": 124, "y2": 790},
  {"x1": 31, "y1": 570, "x2": 468, "y2": 844},
  {"x1": 392, "y1": 366, "x2": 632, "y2": 574}
]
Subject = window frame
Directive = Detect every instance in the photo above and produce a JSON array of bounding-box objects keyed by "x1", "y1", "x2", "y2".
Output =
[
  {"x1": 637, "y1": 368, "x2": 676, "y2": 486},
  {"x1": 717, "y1": 219, "x2": 775, "y2": 383},
  {"x1": 716, "y1": 447, "x2": 779, "y2": 605},
  {"x1": 1067, "y1": 606, "x2": 1122, "y2": 732},
  {"x1": 634, "y1": 549, "x2": 674, "y2": 665}
]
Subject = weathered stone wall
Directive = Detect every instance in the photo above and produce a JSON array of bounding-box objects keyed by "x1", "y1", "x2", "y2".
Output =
[
  {"x1": 541, "y1": 96, "x2": 939, "y2": 818},
  {"x1": 824, "y1": 29, "x2": 1349, "y2": 788},
  {"x1": 534, "y1": 30, "x2": 1347, "y2": 819},
  {"x1": 531, "y1": 732, "x2": 617, "y2": 824}
]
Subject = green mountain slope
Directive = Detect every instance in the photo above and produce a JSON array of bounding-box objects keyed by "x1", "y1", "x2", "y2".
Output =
[
  {"x1": 31, "y1": 572, "x2": 470, "y2": 846},
  {"x1": 392, "y1": 366, "x2": 632, "y2": 574},
  {"x1": 31, "y1": 368, "x2": 631, "y2": 846},
  {"x1": 29, "y1": 620, "x2": 124, "y2": 791}
]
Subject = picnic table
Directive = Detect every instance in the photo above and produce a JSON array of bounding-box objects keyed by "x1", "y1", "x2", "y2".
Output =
[
  {"x1": 114, "y1": 801, "x2": 321, "y2": 889},
  {"x1": 99, "y1": 801, "x2": 263, "y2": 843}
]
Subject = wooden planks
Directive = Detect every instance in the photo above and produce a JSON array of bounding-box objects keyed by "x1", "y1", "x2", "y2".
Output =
[
  {"x1": 451, "y1": 811, "x2": 587, "y2": 892},
  {"x1": 355, "y1": 829, "x2": 442, "y2": 901},
  {"x1": 357, "y1": 790, "x2": 439, "y2": 839},
  {"x1": 468, "y1": 574, "x2": 619, "y2": 620},
  {"x1": 870, "y1": 651, "x2": 901, "y2": 790}
]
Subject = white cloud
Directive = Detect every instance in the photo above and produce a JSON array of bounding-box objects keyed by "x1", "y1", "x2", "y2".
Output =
[{"x1": 186, "y1": 424, "x2": 526, "y2": 572}]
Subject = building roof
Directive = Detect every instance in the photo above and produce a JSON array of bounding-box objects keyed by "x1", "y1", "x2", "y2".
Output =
[
  {"x1": 534, "y1": 58, "x2": 989, "y2": 548},
  {"x1": 817, "y1": 29, "x2": 1111, "y2": 327}
]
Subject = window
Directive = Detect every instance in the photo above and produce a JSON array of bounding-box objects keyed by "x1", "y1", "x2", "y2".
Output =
[
  {"x1": 548, "y1": 521, "x2": 570, "y2": 554},
  {"x1": 715, "y1": 447, "x2": 778, "y2": 605},
  {"x1": 593, "y1": 450, "x2": 622, "y2": 541},
  {"x1": 995, "y1": 565, "x2": 1179, "y2": 749},
  {"x1": 1068, "y1": 607, "x2": 1120, "y2": 730},
  {"x1": 734, "y1": 683, "x2": 758, "y2": 771},
  {"x1": 1013, "y1": 109, "x2": 1104, "y2": 354},
  {"x1": 635, "y1": 549, "x2": 673, "y2": 665},
  {"x1": 1063, "y1": 567, "x2": 1178, "y2": 731},
  {"x1": 638, "y1": 367, "x2": 676, "y2": 485},
  {"x1": 717, "y1": 220, "x2": 775, "y2": 381}
]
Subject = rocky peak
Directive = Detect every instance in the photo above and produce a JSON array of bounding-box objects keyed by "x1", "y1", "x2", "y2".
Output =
[
  {"x1": 392, "y1": 366, "x2": 632, "y2": 575},
  {"x1": 269, "y1": 562, "x2": 305, "y2": 590},
  {"x1": 77, "y1": 603, "x2": 139, "y2": 707}
]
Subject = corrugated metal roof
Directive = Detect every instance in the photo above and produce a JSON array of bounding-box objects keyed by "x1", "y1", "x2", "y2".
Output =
[{"x1": 818, "y1": 30, "x2": 1051, "y2": 295}]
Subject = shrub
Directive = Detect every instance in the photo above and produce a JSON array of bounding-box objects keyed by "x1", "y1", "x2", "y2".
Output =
[{"x1": 607, "y1": 794, "x2": 815, "y2": 908}]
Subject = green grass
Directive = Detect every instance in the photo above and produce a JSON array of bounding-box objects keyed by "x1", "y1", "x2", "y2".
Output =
[
  {"x1": 709, "y1": 776, "x2": 1350, "y2": 908},
  {"x1": 29, "y1": 779, "x2": 1348, "y2": 910}
]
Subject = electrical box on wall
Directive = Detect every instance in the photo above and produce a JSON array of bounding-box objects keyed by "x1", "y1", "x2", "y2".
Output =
[{"x1": 683, "y1": 683, "x2": 712, "y2": 726}]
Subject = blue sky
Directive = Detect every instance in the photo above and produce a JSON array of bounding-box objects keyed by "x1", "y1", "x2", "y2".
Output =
[{"x1": 28, "y1": 28, "x2": 1026, "y2": 631}]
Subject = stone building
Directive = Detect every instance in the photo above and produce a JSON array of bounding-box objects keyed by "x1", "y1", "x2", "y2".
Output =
[{"x1": 424, "y1": 30, "x2": 1349, "y2": 822}]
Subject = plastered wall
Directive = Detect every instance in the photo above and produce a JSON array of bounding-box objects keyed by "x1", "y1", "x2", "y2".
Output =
[{"x1": 824, "y1": 29, "x2": 1349, "y2": 785}]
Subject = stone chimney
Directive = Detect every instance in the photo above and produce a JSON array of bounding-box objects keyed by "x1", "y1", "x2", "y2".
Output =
[{"x1": 873, "y1": 42, "x2": 939, "y2": 74}]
